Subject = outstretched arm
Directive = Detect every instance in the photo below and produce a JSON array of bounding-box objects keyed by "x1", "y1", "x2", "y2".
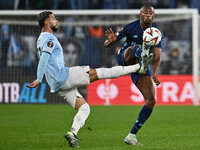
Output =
[
  {"x1": 26, "y1": 52, "x2": 50, "y2": 88},
  {"x1": 104, "y1": 28, "x2": 117, "y2": 47},
  {"x1": 152, "y1": 47, "x2": 161, "y2": 86}
]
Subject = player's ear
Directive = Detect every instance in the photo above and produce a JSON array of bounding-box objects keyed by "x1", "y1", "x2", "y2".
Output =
[
  {"x1": 139, "y1": 7, "x2": 143, "y2": 17},
  {"x1": 44, "y1": 19, "x2": 49, "y2": 27},
  {"x1": 139, "y1": 12, "x2": 141, "y2": 18},
  {"x1": 152, "y1": 13, "x2": 155, "y2": 20}
]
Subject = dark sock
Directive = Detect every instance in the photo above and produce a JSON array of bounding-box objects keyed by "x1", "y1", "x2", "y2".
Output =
[
  {"x1": 130, "y1": 105, "x2": 153, "y2": 134},
  {"x1": 132, "y1": 46, "x2": 142, "y2": 58}
]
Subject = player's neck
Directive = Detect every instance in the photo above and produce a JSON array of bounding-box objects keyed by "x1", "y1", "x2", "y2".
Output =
[
  {"x1": 140, "y1": 22, "x2": 152, "y2": 31},
  {"x1": 41, "y1": 27, "x2": 53, "y2": 34}
]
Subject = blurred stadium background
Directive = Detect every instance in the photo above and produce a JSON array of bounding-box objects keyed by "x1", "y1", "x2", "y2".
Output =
[
  {"x1": 0, "y1": 0, "x2": 199, "y2": 105},
  {"x1": 0, "y1": 0, "x2": 200, "y2": 149}
]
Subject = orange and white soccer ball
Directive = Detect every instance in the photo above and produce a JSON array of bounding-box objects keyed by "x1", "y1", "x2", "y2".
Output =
[{"x1": 143, "y1": 27, "x2": 162, "y2": 46}]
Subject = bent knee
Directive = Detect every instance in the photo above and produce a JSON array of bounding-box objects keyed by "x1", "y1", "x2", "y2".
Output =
[{"x1": 145, "y1": 96, "x2": 156, "y2": 108}]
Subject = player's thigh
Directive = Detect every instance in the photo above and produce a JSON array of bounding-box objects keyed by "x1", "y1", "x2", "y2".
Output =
[
  {"x1": 62, "y1": 66, "x2": 90, "y2": 90},
  {"x1": 57, "y1": 87, "x2": 84, "y2": 108},
  {"x1": 136, "y1": 75, "x2": 155, "y2": 101},
  {"x1": 124, "y1": 46, "x2": 138, "y2": 65}
]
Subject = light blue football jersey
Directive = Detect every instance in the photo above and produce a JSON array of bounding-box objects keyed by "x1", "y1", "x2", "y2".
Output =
[{"x1": 37, "y1": 32, "x2": 69, "y2": 93}]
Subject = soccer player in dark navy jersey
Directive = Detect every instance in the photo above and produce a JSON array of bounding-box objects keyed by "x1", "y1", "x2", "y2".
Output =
[{"x1": 104, "y1": 5, "x2": 163, "y2": 146}]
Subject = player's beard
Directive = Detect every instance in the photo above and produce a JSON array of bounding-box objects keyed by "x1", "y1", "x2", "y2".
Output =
[
  {"x1": 144, "y1": 17, "x2": 152, "y2": 24},
  {"x1": 51, "y1": 25, "x2": 58, "y2": 32}
]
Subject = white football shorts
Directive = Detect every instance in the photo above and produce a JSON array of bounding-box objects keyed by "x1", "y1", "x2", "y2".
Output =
[{"x1": 57, "y1": 66, "x2": 90, "y2": 108}]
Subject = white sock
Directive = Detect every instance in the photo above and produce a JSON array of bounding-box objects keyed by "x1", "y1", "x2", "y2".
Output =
[
  {"x1": 96, "y1": 64, "x2": 140, "y2": 79},
  {"x1": 71, "y1": 103, "x2": 90, "y2": 135}
]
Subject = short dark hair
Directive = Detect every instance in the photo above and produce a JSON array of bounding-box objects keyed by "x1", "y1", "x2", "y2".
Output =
[
  {"x1": 37, "y1": 11, "x2": 53, "y2": 28},
  {"x1": 140, "y1": 5, "x2": 154, "y2": 12}
]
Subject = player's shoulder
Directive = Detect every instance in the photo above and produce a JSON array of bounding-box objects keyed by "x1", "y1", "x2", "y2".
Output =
[
  {"x1": 125, "y1": 20, "x2": 140, "y2": 28},
  {"x1": 42, "y1": 32, "x2": 56, "y2": 41},
  {"x1": 38, "y1": 32, "x2": 56, "y2": 45}
]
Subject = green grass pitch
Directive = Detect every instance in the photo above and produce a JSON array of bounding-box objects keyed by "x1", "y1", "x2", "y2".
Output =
[{"x1": 0, "y1": 104, "x2": 200, "y2": 150}]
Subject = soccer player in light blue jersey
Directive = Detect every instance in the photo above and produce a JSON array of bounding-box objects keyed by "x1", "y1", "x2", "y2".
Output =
[
  {"x1": 26, "y1": 11, "x2": 153, "y2": 148},
  {"x1": 104, "y1": 5, "x2": 163, "y2": 146}
]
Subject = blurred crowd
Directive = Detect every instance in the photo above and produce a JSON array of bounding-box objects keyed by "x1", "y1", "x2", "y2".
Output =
[
  {"x1": 0, "y1": 0, "x2": 199, "y2": 76},
  {"x1": 0, "y1": 0, "x2": 199, "y2": 12}
]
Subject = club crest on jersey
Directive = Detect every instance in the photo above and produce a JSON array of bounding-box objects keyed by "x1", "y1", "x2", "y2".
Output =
[{"x1": 47, "y1": 41, "x2": 54, "y2": 48}]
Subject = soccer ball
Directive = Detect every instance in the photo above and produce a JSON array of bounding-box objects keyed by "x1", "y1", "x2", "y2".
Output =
[{"x1": 143, "y1": 27, "x2": 162, "y2": 46}]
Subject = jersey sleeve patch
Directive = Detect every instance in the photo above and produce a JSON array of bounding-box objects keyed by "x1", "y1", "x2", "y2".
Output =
[
  {"x1": 43, "y1": 39, "x2": 55, "y2": 54},
  {"x1": 47, "y1": 41, "x2": 54, "y2": 48}
]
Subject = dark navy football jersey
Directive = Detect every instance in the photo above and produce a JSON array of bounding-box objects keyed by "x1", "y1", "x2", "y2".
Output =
[
  {"x1": 117, "y1": 20, "x2": 163, "y2": 54},
  {"x1": 116, "y1": 20, "x2": 164, "y2": 84}
]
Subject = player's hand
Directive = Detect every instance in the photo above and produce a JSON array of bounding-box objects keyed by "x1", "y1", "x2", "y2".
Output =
[
  {"x1": 105, "y1": 28, "x2": 117, "y2": 46},
  {"x1": 152, "y1": 74, "x2": 160, "y2": 86},
  {"x1": 26, "y1": 80, "x2": 40, "y2": 88},
  {"x1": 104, "y1": 39, "x2": 111, "y2": 47}
]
